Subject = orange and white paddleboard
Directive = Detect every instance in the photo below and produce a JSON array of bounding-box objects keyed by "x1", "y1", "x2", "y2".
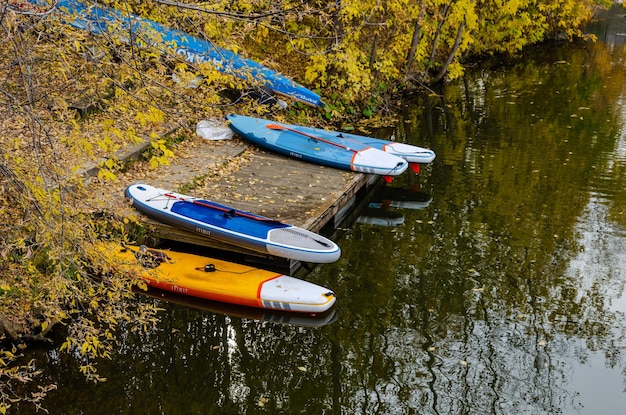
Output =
[{"x1": 109, "y1": 245, "x2": 337, "y2": 314}]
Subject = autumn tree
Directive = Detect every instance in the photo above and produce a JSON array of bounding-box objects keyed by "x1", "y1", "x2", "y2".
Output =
[
  {"x1": 93, "y1": 0, "x2": 612, "y2": 116},
  {"x1": 297, "y1": 0, "x2": 611, "y2": 115}
]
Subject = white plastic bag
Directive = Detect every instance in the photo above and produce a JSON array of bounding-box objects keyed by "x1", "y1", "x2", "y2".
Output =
[
  {"x1": 172, "y1": 72, "x2": 203, "y2": 89},
  {"x1": 196, "y1": 119, "x2": 234, "y2": 141}
]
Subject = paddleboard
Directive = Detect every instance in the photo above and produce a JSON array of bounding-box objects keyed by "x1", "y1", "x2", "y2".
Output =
[
  {"x1": 140, "y1": 286, "x2": 338, "y2": 326},
  {"x1": 109, "y1": 244, "x2": 337, "y2": 313},
  {"x1": 24, "y1": 0, "x2": 322, "y2": 106},
  {"x1": 226, "y1": 114, "x2": 435, "y2": 170},
  {"x1": 125, "y1": 184, "x2": 341, "y2": 263},
  {"x1": 225, "y1": 114, "x2": 409, "y2": 176}
]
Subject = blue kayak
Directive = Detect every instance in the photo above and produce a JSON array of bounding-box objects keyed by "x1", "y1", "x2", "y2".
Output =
[
  {"x1": 225, "y1": 114, "x2": 409, "y2": 176},
  {"x1": 26, "y1": 0, "x2": 322, "y2": 107},
  {"x1": 125, "y1": 184, "x2": 341, "y2": 263}
]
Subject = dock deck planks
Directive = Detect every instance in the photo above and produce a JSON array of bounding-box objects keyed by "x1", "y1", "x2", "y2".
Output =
[{"x1": 86, "y1": 131, "x2": 377, "y2": 269}]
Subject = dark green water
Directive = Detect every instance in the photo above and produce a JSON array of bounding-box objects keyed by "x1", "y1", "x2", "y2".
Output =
[{"x1": 13, "y1": 6, "x2": 626, "y2": 415}]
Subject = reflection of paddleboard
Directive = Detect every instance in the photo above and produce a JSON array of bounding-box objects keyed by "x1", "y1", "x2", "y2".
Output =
[
  {"x1": 106, "y1": 244, "x2": 337, "y2": 313},
  {"x1": 139, "y1": 287, "x2": 338, "y2": 327},
  {"x1": 356, "y1": 208, "x2": 405, "y2": 227},
  {"x1": 368, "y1": 186, "x2": 433, "y2": 210}
]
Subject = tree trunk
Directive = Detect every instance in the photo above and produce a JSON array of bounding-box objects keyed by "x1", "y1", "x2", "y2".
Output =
[
  {"x1": 428, "y1": 3, "x2": 450, "y2": 71},
  {"x1": 330, "y1": 0, "x2": 344, "y2": 49},
  {"x1": 406, "y1": 0, "x2": 425, "y2": 73},
  {"x1": 433, "y1": 21, "x2": 465, "y2": 83}
]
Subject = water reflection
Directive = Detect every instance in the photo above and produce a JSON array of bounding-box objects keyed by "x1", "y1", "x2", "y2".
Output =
[
  {"x1": 355, "y1": 183, "x2": 433, "y2": 227},
  {"x1": 586, "y1": 4, "x2": 626, "y2": 46},
  {"x1": 355, "y1": 208, "x2": 405, "y2": 227},
  {"x1": 367, "y1": 184, "x2": 433, "y2": 210},
  {"x1": 326, "y1": 5, "x2": 626, "y2": 414}
]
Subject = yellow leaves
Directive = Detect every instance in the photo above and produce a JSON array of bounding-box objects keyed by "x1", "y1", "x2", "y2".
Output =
[
  {"x1": 310, "y1": 0, "x2": 606, "y2": 106},
  {"x1": 72, "y1": 39, "x2": 85, "y2": 54},
  {"x1": 445, "y1": 61, "x2": 465, "y2": 82},
  {"x1": 114, "y1": 86, "x2": 128, "y2": 100},
  {"x1": 97, "y1": 158, "x2": 119, "y2": 181},
  {"x1": 79, "y1": 335, "x2": 100, "y2": 356},
  {"x1": 149, "y1": 136, "x2": 174, "y2": 169},
  {"x1": 341, "y1": 1, "x2": 366, "y2": 22},
  {"x1": 1, "y1": 9, "x2": 177, "y2": 406},
  {"x1": 59, "y1": 337, "x2": 73, "y2": 353},
  {"x1": 135, "y1": 107, "x2": 166, "y2": 127},
  {"x1": 79, "y1": 363, "x2": 107, "y2": 382},
  {"x1": 135, "y1": 280, "x2": 148, "y2": 291},
  {"x1": 200, "y1": 66, "x2": 232, "y2": 89},
  {"x1": 253, "y1": 24, "x2": 270, "y2": 42},
  {"x1": 0, "y1": 350, "x2": 15, "y2": 362}
]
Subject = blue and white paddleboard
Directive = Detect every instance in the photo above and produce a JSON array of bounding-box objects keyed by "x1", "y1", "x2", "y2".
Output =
[
  {"x1": 125, "y1": 184, "x2": 341, "y2": 263},
  {"x1": 225, "y1": 114, "x2": 409, "y2": 176},
  {"x1": 227, "y1": 114, "x2": 435, "y2": 169},
  {"x1": 25, "y1": 0, "x2": 322, "y2": 106}
]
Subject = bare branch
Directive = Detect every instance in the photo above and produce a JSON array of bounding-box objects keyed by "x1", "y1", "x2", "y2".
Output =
[{"x1": 154, "y1": 0, "x2": 298, "y2": 20}]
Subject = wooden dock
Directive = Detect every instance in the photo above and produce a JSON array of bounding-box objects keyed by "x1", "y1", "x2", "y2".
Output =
[{"x1": 87, "y1": 128, "x2": 382, "y2": 273}]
